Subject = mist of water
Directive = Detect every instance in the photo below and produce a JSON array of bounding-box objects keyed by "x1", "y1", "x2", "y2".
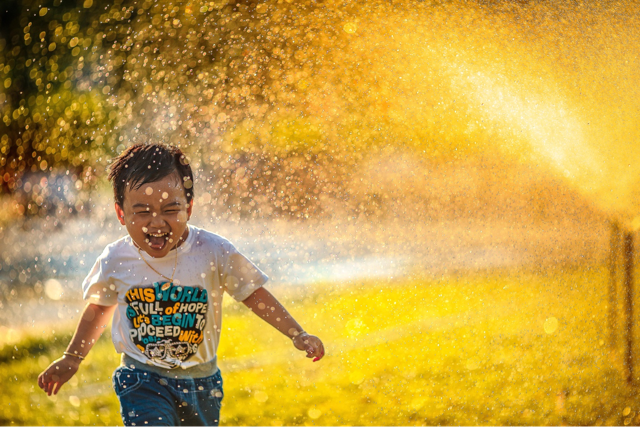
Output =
[
  {"x1": 3, "y1": 0, "x2": 639, "y2": 224},
  {"x1": 264, "y1": 0, "x2": 640, "y2": 225}
]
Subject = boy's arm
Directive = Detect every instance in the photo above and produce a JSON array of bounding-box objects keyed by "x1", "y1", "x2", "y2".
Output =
[
  {"x1": 37, "y1": 302, "x2": 116, "y2": 395},
  {"x1": 242, "y1": 287, "x2": 325, "y2": 361}
]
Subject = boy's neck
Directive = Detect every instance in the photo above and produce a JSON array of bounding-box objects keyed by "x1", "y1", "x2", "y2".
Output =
[{"x1": 172, "y1": 224, "x2": 190, "y2": 250}]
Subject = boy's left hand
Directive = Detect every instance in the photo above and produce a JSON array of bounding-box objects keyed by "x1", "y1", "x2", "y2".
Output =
[{"x1": 293, "y1": 333, "x2": 325, "y2": 362}]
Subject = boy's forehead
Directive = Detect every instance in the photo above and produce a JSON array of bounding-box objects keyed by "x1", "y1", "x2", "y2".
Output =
[{"x1": 124, "y1": 175, "x2": 186, "y2": 198}]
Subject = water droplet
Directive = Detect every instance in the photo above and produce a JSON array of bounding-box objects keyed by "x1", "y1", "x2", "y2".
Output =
[
  {"x1": 44, "y1": 279, "x2": 64, "y2": 300},
  {"x1": 254, "y1": 391, "x2": 268, "y2": 402},
  {"x1": 544, "y1": 317, "x2": 558, "y2": 334},
  {"x1": 343, "y1": 22, "x2": 357, "y2": 34},
  {"x1": 308, "y1": 408, "x2": 322, "y2": 419},
  {"x1": 69, "y1": 396, "x2": 81, "y2": 407}
]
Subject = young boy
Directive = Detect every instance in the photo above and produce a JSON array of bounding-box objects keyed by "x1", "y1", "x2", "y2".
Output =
[{"x1": 37, "y1": 143, "x2": 325, "y2": 426}]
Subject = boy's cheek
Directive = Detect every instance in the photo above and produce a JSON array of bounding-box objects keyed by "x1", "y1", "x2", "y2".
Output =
[
  {"x1": 177, "y1": 212, "x2": 188, "y2": 223},
  {"x1": 124, "y1": 222, "x2": 141, "y2": 237}
]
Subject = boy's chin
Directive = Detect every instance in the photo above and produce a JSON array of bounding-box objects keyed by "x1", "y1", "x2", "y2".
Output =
[{"x1": 145, "y1": 247, "x2": 171, "y2": 258}]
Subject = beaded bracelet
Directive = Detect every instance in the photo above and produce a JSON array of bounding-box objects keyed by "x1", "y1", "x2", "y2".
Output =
[{"x1": 63, "y1": 351, "x2": 85, "y2": 361}]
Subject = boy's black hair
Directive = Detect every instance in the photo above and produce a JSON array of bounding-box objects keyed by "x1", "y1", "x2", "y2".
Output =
[{"x1": 107, "y1": 143, "x2": 194, "y2": 207}]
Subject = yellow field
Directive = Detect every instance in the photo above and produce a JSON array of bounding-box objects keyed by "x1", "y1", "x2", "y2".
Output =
[{"x1": 2, "y1": 265, "x2": 638, "y2": 426}]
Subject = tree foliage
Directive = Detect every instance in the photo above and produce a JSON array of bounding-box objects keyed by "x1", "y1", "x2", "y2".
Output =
[
  {"x1": 1, "y1": 0, "x2": 483, "y2": 195},
  {"x1": 6, "y1": 0, "x2": 632, "y2": 221}
]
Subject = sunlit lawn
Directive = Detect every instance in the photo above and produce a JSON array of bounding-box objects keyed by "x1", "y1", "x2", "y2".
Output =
[{"x1": 2, "y1": 265, "x2": 637, "y2": 426}]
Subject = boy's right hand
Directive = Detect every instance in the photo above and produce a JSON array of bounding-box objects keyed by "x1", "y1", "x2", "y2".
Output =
[{"x1": 37, "y1": 355, "x2": 82, "y2": 395}]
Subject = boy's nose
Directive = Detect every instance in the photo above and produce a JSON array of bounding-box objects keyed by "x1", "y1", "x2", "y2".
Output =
[{"x1": 149, "y1": 213, "x2": 167, "y2": 227}]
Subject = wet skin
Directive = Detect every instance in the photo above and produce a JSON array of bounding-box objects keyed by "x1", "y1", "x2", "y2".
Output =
[{"x1": 115, "y1": 173, "x2": 193, "y2": 258}]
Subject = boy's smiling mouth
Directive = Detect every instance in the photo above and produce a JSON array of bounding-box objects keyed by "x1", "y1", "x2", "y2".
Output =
[{"x1": 146, "y1": 231, "x2": 172, "y2": 250}]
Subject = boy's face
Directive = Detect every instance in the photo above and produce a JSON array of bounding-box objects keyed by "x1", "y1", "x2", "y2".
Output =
[{"x1": 115, "y1": 173, "x2": 193, "y2": 258}]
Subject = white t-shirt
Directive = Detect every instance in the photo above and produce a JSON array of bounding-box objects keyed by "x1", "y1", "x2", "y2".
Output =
[{"x1": 82, "y1": 225, "x2": 268, "y2": 370}]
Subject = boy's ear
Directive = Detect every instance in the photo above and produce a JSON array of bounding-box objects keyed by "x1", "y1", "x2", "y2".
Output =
[
  {"x1": 186, "y1": 199, "x2": 194, "y2": 220},
  {"x1": 115, "y1": 203, "x2": 126, "y2": 225}
]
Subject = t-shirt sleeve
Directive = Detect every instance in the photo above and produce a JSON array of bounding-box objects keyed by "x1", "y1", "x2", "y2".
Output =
[
  {"x1": 220, "y1": 241, "x2": 269, "y2": 302},
  {"x1": 82, "y1": 247, "x2": 118, "y2": 306}
]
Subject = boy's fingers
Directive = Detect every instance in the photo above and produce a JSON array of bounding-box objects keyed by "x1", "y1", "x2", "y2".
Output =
[
  {"x1": 42, "y1": 378, "x2": 51, "y2": 392},
  {"x1": 298, "y1": 336, "x2": 325, "y2": 361},
  {"x1": 306, "y1": 343, "x2": 325, "y2": 361},
  {"x1": 313, "y1": 344, "x2": 325, "y2": 362},
  {"x1": 53, "y1": 382, "x2": 63, "y2": 395}
]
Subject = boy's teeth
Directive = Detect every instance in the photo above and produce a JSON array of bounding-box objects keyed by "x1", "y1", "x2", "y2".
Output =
[{"x1": 148, "y1": 233, "x2": 166, "y2": 249}]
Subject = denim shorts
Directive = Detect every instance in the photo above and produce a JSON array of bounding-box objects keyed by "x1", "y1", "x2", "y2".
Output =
[{"x1": 112, "y1": 365, "x2": 224, "y2": 426}]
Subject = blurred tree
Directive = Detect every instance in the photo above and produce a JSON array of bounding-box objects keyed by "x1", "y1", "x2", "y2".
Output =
[
  {"x1": 0, "y1": 0, "x2": 358, "y2": 220},
  {"x1": 0, "y1": 0, "x2": 123, "y2": 196},
  {"x1": 1, "y1": 0, "x2": 540, "y2": 220}
]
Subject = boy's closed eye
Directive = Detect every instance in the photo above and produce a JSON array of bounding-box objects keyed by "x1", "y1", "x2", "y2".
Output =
[
  {"x1": 131, "y1": 202, "x2": 183, "y2": 213},
  {"x1": 132, "y1": 204, "x2": 151, "y2": 213},
  {"x1": 163, "y1": 205, "x2": 185, "y2": 215}
]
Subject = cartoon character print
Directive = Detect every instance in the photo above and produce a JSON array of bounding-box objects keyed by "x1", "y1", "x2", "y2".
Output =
[{"x1": 125, "y1": 282, "x2": 208, "y2": 368}]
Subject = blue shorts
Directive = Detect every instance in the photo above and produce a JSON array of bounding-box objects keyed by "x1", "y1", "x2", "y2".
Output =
[{"x1": 112, "y1": 366, "x2": 224, "y2": 426}]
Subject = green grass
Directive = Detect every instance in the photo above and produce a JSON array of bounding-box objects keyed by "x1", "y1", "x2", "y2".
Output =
[{"x1": 2, "y1": 265, "x2": 638, "y2": 425}]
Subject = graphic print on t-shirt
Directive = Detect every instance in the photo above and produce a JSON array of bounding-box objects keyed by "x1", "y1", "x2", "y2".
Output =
[{"x1": 125, "y1": 282, "x2": 208, "y2": 368}]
